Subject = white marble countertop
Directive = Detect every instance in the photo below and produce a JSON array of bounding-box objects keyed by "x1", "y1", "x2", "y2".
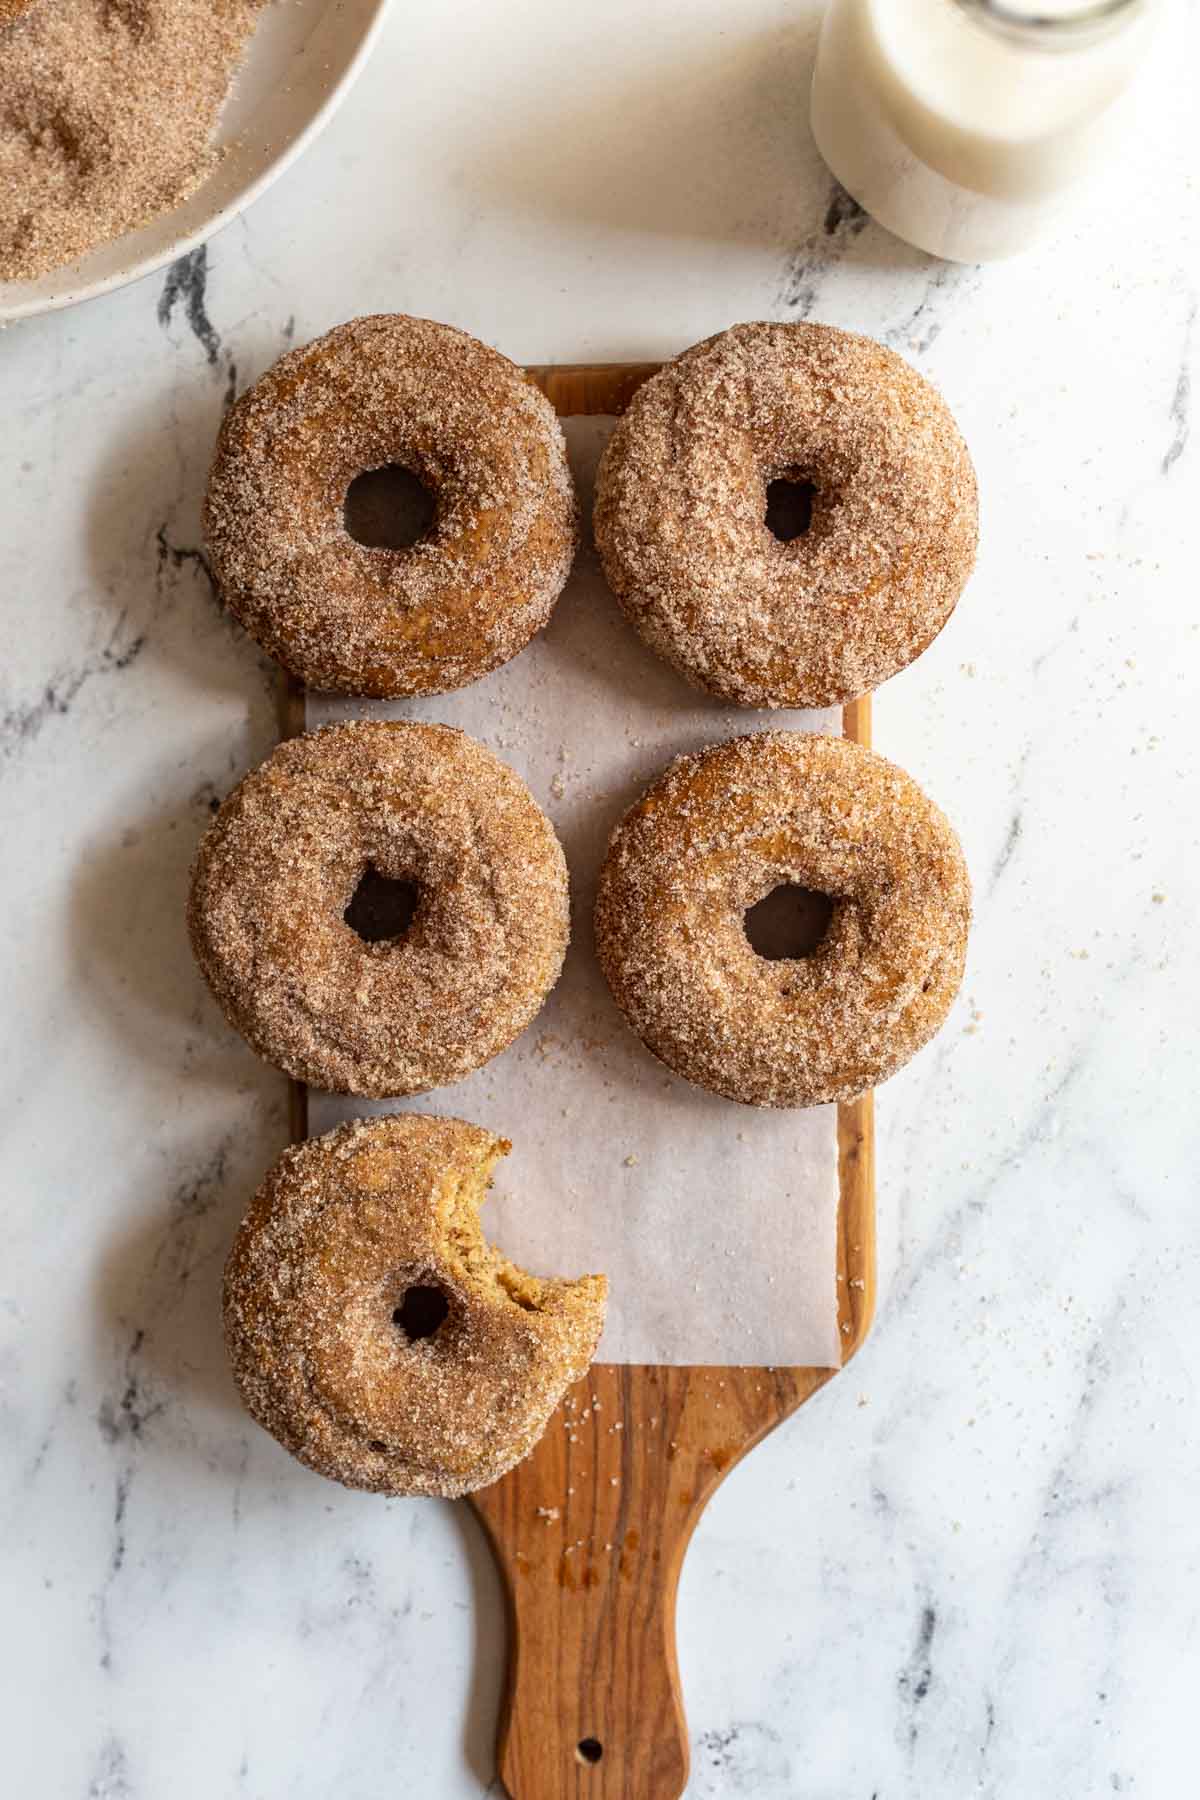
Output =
[{"x1": 2, "y1": 2, "x2": 1198, "y2": 1794}]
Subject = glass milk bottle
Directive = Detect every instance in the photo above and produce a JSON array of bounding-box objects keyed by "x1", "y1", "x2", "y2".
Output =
[{"x1": 810, "y1": 0, "x2": 1155, "y2": 262}]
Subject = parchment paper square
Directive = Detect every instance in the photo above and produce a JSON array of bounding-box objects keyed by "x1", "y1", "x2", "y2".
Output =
[{"x1": 308, "y1": 417, "x2": 842, "y2": 1368}]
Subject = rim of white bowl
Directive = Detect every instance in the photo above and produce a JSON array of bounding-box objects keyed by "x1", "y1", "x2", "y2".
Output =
[{"x1": 0, "y1": 0, "x2": 392, "y2": 325}]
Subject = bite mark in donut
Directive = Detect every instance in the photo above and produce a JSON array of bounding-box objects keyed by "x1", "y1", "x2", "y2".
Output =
[{"x1": 224, "y1": 1115, "x2": 607, "y2": 1498}]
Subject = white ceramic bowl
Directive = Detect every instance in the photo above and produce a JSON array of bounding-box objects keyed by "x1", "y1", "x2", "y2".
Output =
[{"x1": 0, "y1": 0, "x2": 390, "y2": 323}]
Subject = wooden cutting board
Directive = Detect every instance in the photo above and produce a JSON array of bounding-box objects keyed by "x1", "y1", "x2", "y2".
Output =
[{"x1": 283, "y1": 363, "x2": 876, "y2": 1800}]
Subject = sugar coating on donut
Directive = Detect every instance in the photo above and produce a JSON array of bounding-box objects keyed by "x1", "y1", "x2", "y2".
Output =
[
  {"x1": 594, "y1": 731, "x2": 970, "y2": 1108},
  {"x1": 188, "y1": 720, "x2": 569, "y2": 1096},
  {"x1": 594, "y1": 321, "x2": 978, "y2": 709},
  {"x1": 224, "y1": 1115, "x2": 607, "y2": 1498},
  {"x1": 204, "y1": 314, "x2": 577, "y2": 696}
]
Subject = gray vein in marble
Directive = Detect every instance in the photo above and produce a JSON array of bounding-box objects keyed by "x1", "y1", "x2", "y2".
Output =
[
  {"x1": 988, "y1": 810, "x2": 1023, "y2": 896},
  {"x1": 775, "y1": 179, "x2": 870, "y2": 317},
  {"x1": 998, "y1": 1299, "x2": 1136, "y2": 1792},
  {"x1": 896, "y1": 1598, "x2": 937, "y2": 1750},
  {"x1": 229, "y1": 1435, "x2": 250, "y2": 1529},
  {"x1": 1162, "y1": 299, "x2": 1194, "y2": 475},
  {"x1": 1018, "y1": 1299, "x2": 1129, "y2": 1556},
  {"x1": 22, "y1": 1378, "x2": 78, "y2": 1488},
  {"x1": 1029, "y1": 613, "x2": 1081, "y2": 679},
  {"x1": 692, "y1": 1721, "x2": 789, "y2": 1795},
  {"x1": 0, "y1": 613, "x2": 146, "y2": 762},
  {"x1": 886, "y1": 264, "x2": 977, "y2": 357},
  {"x1": 87, "y1": 1132, "x2": 250, "y2": 1673},
  {"x1": 94, "y1": 1465, "x2": 132, "y2": 1671},
  {"x1": 93, "y1": 1328, "x2": 163, "y2": 1670},
  {"x1": 156, "y1": 521, "x2": 275, "y2": 685},
  {"x1": 87, "y1": 1736, "x2": 132, "y2": 1799},
  {"x1": 156, "y1": 1136, "x2": 234, "y2": 1292},
  {"x1": 233, "y1": 212, "x2": 294, "y2": 304},
  {"x1": 295, "y1": 1545, "x2": 416, "y2": 1644},
  {"x1": 155, "y1": 525, "x2": 216, "y2": 601},
  {"x1": 158, "y1": 247, "x2": 239, "y2": 407},
  {"x1": 985, "y1": 736, "x2": 1033, "y2": 899},
  {"x1": 889, "y1": 1047, "x2": 1089, "y2": 1313},
  {"x1": 158, "y1": 248, "x2": 221, "y2": 369},
  {"x1": 97, "y1": 1330, "x2": 166, "y2": 1449},
  {"x1": 109, "y1": 1471, "x2": 131, "y2": 1577}
]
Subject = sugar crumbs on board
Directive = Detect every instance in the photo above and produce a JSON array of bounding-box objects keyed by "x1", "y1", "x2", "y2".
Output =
[{"x1": 0, "y1": 0, "x2": 266, "y2": 281}]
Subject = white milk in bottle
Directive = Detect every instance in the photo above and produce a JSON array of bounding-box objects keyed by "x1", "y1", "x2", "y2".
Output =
[{"x1": 810, "y1": 0, "x2": 1154, "y2": 261}]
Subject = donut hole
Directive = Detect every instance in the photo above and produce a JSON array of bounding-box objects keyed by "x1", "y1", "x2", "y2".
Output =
[
  {"x1": 343, "y1": 464, "x2": 436, "y2": 551},
  {"x1": 764, "y1": 472, "x2": 816, "y2": 543},
  {"x1": 576, "y1": 1739, "x2": 603, "y2": 1766},
  {"x1": 393, "y1": 1285, "x2": 450, "y2": 1343},
  {"x1": 744, "y1": 884, "x2": 834, "y2": 961},
  {"x1": 345, "y1": 866, "x2": 421, "y2": 945}
]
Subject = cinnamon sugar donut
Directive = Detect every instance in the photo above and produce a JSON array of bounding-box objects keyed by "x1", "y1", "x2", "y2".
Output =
[
  {"x1": 594, "y1": 732, "x2": 970, "y2": 1108},
  {"x1": 188, "y1": 720, "x2": 569, "y2": 1096},
  {"x1": 594, "y1": 321, "x2": 977, "y2": 709},
  {"x1": 224, "y1": 1115, "x2": 607, "y2": 1498},
  {"x1": 204, "y1": 315, "x2": 577, "y2": 696}
]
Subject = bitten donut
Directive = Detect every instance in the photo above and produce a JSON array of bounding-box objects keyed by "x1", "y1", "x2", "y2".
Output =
[
  {"x1": 594, "y1": 321, "x2": 977, "y2": 708},
  {"x1": 204, "y1": 314, "x2": 577, "y2": 696},
  {"x1": 188, "y1": 720, "x2": 569, "y2": 1096},
  {"x1": 594, "y1": 732, "x2": 970, "y2": 1107},
  {"x1": 224, "y1": 1115, "x2": 607, "y2": 1498}
]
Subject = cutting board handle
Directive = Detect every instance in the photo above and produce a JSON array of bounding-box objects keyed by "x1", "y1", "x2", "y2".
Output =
[{"x1": 470, "y1": 1362, "x2": 832, "y2": 1798}]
